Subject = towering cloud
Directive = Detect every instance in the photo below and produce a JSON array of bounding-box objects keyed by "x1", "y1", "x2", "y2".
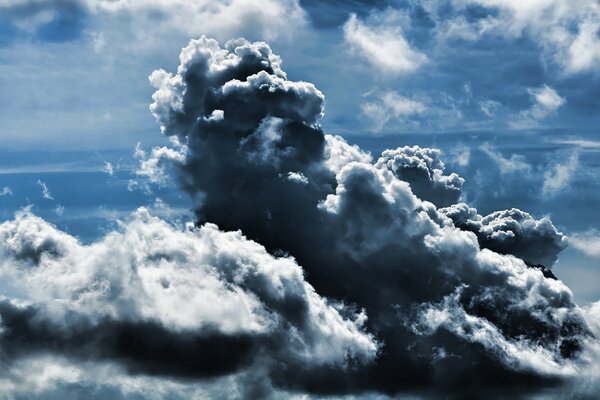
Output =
[
  {"x1": 0, "y1": 36, "x2": 598, "y2": 398},
  {"x1": 141, "y1": 36, "x2": 598, "y2": 397}
]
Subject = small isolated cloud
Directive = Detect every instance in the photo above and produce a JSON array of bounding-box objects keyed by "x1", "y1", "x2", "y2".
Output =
[
  {"x1": 542, "y1": 152, "x2": 579, "y2": 196},
  {"x1": 512, "y1": 85, "x2": 565, "y2": 129},
  {"x1": 0, "y1": 187, "x2": 12, "y2": 196},
  {"x1": 55, "y1": 205, "x2": 64, "y2": 216},
  {"x1": 451, "y1": 145, "x2": 471, "y2": 167},
  {"x1": 286, "y1": 171, "x2": 309, "y2": 185},
  {"x1": 361, "y1": 90, "x2": 426, "y2": 131},
  {"x1": 343, "y1": 12, "x2": 428, "y2": 75},
  {"x1": 103, "y1": 161, "x2": 114, "y2": 176},
  {"x1": 569, "y1": 230, "x2": 600, "y2": 258},
  {"x1": 36, "y1": 180, "x2": 54, "y2": 200},
  {"x1": 480, "y1": 143, "x2": 531, "y2": 174}
]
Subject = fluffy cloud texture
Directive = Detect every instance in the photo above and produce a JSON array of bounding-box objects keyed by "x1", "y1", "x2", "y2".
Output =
[
  {"x1": 0, "y1": 35, "x2": 598, "y2": 398},
  {"x1": 343, "y1": 12, "x2": 428, "y2": 75},
  {"x1": 0, "y1": 208, "x2": 376, "y2": 396},
  {"x1": 132, "y1": 36, "x2": 600, "y2": 397}
]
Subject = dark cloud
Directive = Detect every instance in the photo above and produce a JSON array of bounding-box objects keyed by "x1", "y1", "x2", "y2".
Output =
[
  {"x1": 441, "y1": 203, "x2": 568, "y2": 267},
  {"x1": 0, "y1": 35, "x2": 597, "y2": 399},
  {"x1": 139, "y1": 36, "x2": 599, "y2": 398},
  {"x1": 375, "y1": 146, "x2": 464, "y2": 207}
]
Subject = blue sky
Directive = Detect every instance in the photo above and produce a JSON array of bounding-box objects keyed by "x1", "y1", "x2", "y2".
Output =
[{"x1": 1, "y1": 1, "x2": 600, "y2": 397}]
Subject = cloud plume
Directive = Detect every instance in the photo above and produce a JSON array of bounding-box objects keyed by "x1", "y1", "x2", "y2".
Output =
[{"x1": 0, "y1": 36, "x2": 598, "y2": 398}]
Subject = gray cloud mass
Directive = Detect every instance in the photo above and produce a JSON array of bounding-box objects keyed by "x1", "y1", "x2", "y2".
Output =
[{"x1": 0, "y1": 36, "x2": 598, "y2": 399}]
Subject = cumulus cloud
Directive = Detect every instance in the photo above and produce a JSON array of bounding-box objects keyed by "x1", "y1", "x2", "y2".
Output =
[
  {"x1": 343, "y1": 12, "x2": 428, "y2": 75},
  {"x1": 0, "y1": 208, "x2": 377, "y2": 393},
  {"x1": 361, "y1": 90, "x2": 426, "y2": 131},
  {"x1": 135, "y1": 36, "x2": 599, "y2": 397},
  {"x1": 374, "y1": 146, "x2": 464, "y2": 207},
  {"x1": 441, "y1": 204, "x2": 567, "y2": 267},
  {"x1": 0, "y1": 186, "x2": 12, "y2": 196}
]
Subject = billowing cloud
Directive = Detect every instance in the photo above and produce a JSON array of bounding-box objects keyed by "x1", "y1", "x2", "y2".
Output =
[
  {"x1": 343, "y1": 12, "x2": 428, "y2": 75},
  {"x1": 0, "y1": 208, "x2": 377, "y2": 393},
  {"x1": 441, "y1": 203, "x2": 567, "y2": 267},
  {"x1": 374, "y1": 145, "x2": 464, "y2": 207},
  {"x1": 131, "y1": 36, "x2": 599, "y2": 397}
]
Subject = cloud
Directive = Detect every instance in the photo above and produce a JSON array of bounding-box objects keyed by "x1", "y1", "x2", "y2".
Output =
[
  {"x1": 343, "y1": 12, "x2": 428, "y2": 75},
  {"x1": 542, "y1": 152, "x2": 579, "y2": 196},
  {"x1": 480, "y1": 143, "x2": 531, "y2": 174},
  {"x1": 138, "y1": 36, "x2": 599, "y2": 397},
  {"x1": 569, "y1": 230, "x2": 600, "y2": 259},
  {"x1": 451, "y1": 144, "x2": 471, "y2": 167},
  {"x1": 0, "y1": 208, "x2": 377, "y2": 391},
  {"x1": 103, "y1": 161, "x2": 114, "y2": 176},
  {"x1": 36, "y1": 179, "x2": 54, "y2": 200},
  {"x1": 433, "y1": 0, "x2": 600, "y2": 74},
  {"x1": 374, "y1": 145, "x2": 464, "y2": 207},
  {"x1": 0, "y1": 186, "x2": 12, "y2": 196},
  {"x1": 441, "y1": 203, "x2": 568, "y2": 267},
  {"x1": 511, "y1": 85, "x2": 565, "y2": 129},
  {"x1": 1, "y1": 0, "x2": 306, "y2": 43},
  {"x1": 361, "y1": 90, "x2": 426, "y2": 131}
]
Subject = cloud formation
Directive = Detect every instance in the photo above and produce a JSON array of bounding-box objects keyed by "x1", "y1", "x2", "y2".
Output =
[
  {"x1": 0, "y1": 34, "x2": 597, "y2": 398},
  {"x1": 134, "y1": 36, "x2": 600, "y2": 397},
  {"x1": 0, "y1": 208, "x2": 376, "y2": 391},
  {"x1": 343, "y1": 12, "x2": 428, "y2": 75}
]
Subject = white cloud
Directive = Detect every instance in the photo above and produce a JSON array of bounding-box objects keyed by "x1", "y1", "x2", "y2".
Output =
[
  {"x1": 569, "y1": 230, "x2": 600, "y2": 258},
  {"x1": 451, "y1": 145, "x2": 471, "y2": 167},
  {"x1": 343, "y1": 12, "x2": 428, "y2": 75},
  {"x1": 0, "y1": 208, "x2": 378, "y2": 365},
  {"x1": 103, "y1": 161, "x2": 114, "y2": 176},
  {"x1": 36, "y1": 179, "x2": 54, "y2": 200},
  {"x1": 361, "y1": 90, "x2": 426, "y2": 131},
  {"x1": 0, "y1": 187, "x2": 12, "y2": 196},
  {"x1": 511, "y1": 85, "x2": 565, "y2": 129},
  {"x1": 542, "y1": 152, "x2": 579, "y2": 196},
  {"x1": 480, "y1": 143, "x2": 530, "y2": 174}
]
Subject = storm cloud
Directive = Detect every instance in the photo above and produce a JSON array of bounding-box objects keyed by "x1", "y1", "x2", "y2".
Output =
[{"x1": 0, "y1": 36, "x2": 598, "y2": 399}]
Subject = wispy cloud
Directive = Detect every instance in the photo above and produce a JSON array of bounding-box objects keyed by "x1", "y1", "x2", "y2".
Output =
[
  {"x1": 542, "y1": 152, "x2": 579, "y2": 196},
  {"x1": 36, "y1": 180, "x2": 54, "y2": 200},
  {"x1": 0, "y1": 187, "x2": 12, "y2": 196},
  {"x1": 480, "y1": 143, "x2": 530, "y2": 174},
  {"x1": 361, "y1": 90, "x2": 426, "y2": 131},
  {"x1": 569, "y1": 230, "x2": 600, "y2": 258},
  {"x1": 511, "y1": 85, "x2": 565, "y2": 129}
]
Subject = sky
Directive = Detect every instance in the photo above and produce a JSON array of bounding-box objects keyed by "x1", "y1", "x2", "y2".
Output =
[{"x1": 1, "y1": 0, "x2": 600, "y2": 398}]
